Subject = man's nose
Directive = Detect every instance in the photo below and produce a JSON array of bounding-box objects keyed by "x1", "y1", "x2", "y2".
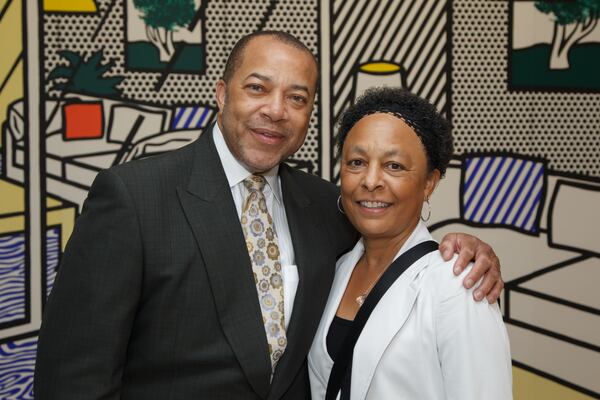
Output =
[{"x1": 262, "y1": 92, "x2": 287, "y2": 121}]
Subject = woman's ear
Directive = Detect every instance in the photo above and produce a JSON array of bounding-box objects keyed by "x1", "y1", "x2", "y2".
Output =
[{"x1": 424, "y1": 169, "x2": 441, "y2": 200}]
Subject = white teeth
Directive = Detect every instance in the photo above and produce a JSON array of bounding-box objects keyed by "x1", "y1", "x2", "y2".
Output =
[{"x1": 360, "y1": 201, "x2": 390, "y2": 209}]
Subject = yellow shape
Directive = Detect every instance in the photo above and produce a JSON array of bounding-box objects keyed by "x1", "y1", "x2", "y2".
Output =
[
  {"x1": 43, "y1": 0, "x2": 97, "y2": 12},
  {"x1": 0, "y1": 179, "x2": 76, "y2": 250},
  {"x1": 513, "y1": 366, "x2": 595, "y2": 400},
  {"x1": 360, "y1": 62, "x2": 401, "y2": 74},
  {"x1": 0, "y1": 0, "x2": 22, "y2": 81},
  {"x1": 0, "y1": 58, "x2": 23, "y2": 149}
]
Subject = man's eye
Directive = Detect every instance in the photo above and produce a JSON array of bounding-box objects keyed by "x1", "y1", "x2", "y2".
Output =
[
  {"x1": 247, "y1": 84, "x2": 263, "y2": 92},
  {"x1": 290, "y1": 95, "x2": 307, "y2": 104},
  {"x1": 388, "y1": 162, "x2": 403, "y2": 170},
  {"x1": 348, "y1": 159, "x2": 363, "y2": 167}
]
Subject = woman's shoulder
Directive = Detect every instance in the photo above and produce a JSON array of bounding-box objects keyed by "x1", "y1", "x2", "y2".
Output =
[{"x1": 418, "y1": 252, "x2": 477, "y2": 302}]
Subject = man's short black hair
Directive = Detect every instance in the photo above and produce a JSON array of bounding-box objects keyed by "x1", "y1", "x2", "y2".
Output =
[
  {"x1": 222, "y1": 30, "x2": 318, "y2": 83},
  {"x1": 337, "y1": 87, "x2": 453, "y2": 177}
]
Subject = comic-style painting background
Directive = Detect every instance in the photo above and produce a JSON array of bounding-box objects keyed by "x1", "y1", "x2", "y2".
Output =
[{"x1": 0, "y1": 0, "x2": 598, "y2": 398}]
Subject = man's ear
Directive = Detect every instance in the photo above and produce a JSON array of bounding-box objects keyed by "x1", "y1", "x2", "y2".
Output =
[{"x1": 215, "y1": 79, "x2": 227, "y2": 112}]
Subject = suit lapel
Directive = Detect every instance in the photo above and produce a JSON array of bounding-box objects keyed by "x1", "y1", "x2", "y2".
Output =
[
  {"x1": 268, "y1": 165, "x2": 337, "y2": 400},
  {"x1": 177, "y1": 128, "x2": 271, "y2": 398}
]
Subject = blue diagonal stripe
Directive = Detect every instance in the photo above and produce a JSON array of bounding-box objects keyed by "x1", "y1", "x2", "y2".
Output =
[
  {"x1": 480, "y1": 157, "x2": 516, "y2": 222},
  {"x1": 183, "y1": 107, "x2": 199, "y2": 129},
  {"x1": 196, "y1": 107, "x2": 211, "y2": 128},
  {"x1": 511, "y1": 164, "x2": 544, "y2": 226},
  {"x1": 172, "y1": 107, "x2": 186, "y2": 129},
  {"x1": 520, "y1": 187, "x2": 543, "y2": 232},
  {"x1": 470, "y1": 157, "x2": 507, "y2": 221},
  {"x1": 501, "y1": 161, "x2": 535, "y2": 225},
  {"x1": 465, "y1": 158, "x2": 495, "y2": 216},
  {"x1": 464, "y1": 157, "x2": 483, "y2": 191},
  {"x1": 490, "y1": 159, "x2": 527, "y2": 223}
]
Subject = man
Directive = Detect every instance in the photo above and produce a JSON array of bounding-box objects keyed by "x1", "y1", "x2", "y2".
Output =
[{"x1": 35, "y1": 31, "x2": 502, "y2": 399}]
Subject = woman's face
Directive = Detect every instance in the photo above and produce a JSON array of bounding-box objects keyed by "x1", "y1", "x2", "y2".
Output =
[{"x1": 340, "y1": 113, "x2": 440, "y2": 241}]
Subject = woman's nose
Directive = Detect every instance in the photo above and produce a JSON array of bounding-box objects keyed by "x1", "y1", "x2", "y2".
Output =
[{"x1": 362, "y1": 165, "x2": 383, "y2": 191}]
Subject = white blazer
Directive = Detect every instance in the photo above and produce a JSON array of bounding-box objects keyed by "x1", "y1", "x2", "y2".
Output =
[{"x1": 308, "y1": 222, "x2": 512, "y2": 400}]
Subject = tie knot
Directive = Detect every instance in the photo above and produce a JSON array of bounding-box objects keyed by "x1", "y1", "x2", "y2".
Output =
[{"x1": 244, "y1": 175, "x2": 267, "y2": 192}]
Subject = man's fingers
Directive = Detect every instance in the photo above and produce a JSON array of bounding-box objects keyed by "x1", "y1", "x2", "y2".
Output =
[
  {"x1": 452, "y1": 247, "x2": 475, "y2": 277},
  {"x1": 486, "y1": 280, "x2": 504, "y2": 304},
  {"x1": 439, "y1": 234, "x2": 457, "y2": 261},
  {"x1": 470, "y1": 265, "x2": 498, "y2": 301}
]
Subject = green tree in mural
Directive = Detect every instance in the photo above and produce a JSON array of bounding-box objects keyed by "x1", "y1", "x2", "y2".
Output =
[
  {"x1": 133, "y1": 0, "x2": 195, "y2": 62},
  {"x1": 48, "y1": 50, "x2": 124, "y2": 96},
  {"x1": 535, "y1": 0, "x2": 600, "y2": 69}
]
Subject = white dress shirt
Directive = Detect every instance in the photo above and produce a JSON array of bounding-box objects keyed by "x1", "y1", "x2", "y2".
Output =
[{"x1": 212, "y1": 123, "x2": 298, "y2": 328}]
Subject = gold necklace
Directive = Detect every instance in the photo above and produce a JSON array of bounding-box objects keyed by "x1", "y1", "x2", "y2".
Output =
[{"x1": 355, "y1": 259, "x2": 389, "y2": 307}]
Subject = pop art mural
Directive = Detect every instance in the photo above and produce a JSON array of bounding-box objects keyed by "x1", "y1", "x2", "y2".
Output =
[{"x1": 0, "y1": 0, "x2": 598, "y2": 398}]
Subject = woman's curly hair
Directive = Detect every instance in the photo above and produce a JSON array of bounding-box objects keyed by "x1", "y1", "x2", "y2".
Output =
[{"x1": 337, "y1": 87, "x2": 453, "y2": 177}]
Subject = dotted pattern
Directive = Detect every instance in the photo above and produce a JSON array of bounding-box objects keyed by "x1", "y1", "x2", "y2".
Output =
[
  {"x1": 43, "y1": 0, "x2": 321, "y2": 174},
  {"x1": 453, "y1": 0, "x2": 600, "y2": 176}
]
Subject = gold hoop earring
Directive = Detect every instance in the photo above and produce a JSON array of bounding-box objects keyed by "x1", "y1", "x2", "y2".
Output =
[
  {"x1": 420, "y1": 198, "x2": 431, "y2": 222},
  {"x1": 337, "y1": 195, "x2": 345, "y2": 214}
]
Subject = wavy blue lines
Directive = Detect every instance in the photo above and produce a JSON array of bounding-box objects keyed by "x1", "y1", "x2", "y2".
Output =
[
  {"x1": 463, "y1": 156, "x2": 544, "y2": 233},
  {"x1": 46, "y1": 228, "x2": 60, "y2": 299},
  {"x1": 0, "y1": 234, "x2": 26, "y2": 324},
  {"x1": 0, "y1": 337, "x2": 36, "y2": 399},
  {"x1": 171, "y1": 106, "x2": 214, "y2": 130}
]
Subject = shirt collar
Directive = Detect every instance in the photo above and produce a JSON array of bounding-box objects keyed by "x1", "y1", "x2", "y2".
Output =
[{"x1": 213, "y1": 123, "x2": 283, "y2": 204}]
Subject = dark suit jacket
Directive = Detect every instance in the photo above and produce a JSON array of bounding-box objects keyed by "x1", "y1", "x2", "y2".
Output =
[{"x1": 34, "y1": 126, "x2": 357, "y2": 400}]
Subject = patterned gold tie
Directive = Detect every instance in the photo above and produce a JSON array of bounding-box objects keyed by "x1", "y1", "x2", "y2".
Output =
[{"x1": 241, "y1": 175, "x2": 287, "y2": 370}]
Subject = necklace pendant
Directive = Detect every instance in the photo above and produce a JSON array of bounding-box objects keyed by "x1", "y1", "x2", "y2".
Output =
[{"x1": 356, "y1": 294, "x2": 366, "y2": 307}]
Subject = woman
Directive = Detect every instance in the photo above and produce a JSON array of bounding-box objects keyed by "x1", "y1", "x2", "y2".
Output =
[{"x1": 308, "y1": 87, "x2": 512, "y2": 400}]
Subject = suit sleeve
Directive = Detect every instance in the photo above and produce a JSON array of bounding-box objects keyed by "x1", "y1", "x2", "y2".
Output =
[
  {"x1": 435, "y1": 266, "x2": 513, "y2": 400},
  {"x1": 34, "y1": 169, "x2": 143, "y2": 400}
]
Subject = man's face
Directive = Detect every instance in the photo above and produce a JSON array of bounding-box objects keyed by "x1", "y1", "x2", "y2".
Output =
[{"x1": 215, "y1": 36, "x2": 318, "y2": 173}]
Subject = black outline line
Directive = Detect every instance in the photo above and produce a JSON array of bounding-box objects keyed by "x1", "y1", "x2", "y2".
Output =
[
  {"x1": 506, "y1": 254, "x2": 589, "y2": 287},
  {"x1": 547, "y1": 179, "x2": 600, "y2": 257},
  {"x1": 256, "y1": 0, "x2": 277, "y2": 32},
  {"x1": 506, "y1": 318, "x2": 600, "y2": 353},
  {"x1": 512, "y1": 360, "x2": 600, "y2": 399},
  {"x1": 105, "y1": 104, "x2": 168, "y2": 144},
  {"x1": 152, "y1": 1, "x2": 209, "y2": 90},
  {"x1": 0, "y1": 52, "x2": 23, "y2": 94},
  {"x1": 509, "y1": 285, "x2": 600, "y2": 316},
  {"x1": 0, "y1": 329, "x2": 38, "y2": 346},
  {"x1": 0, "y1": 0, "x2": 14, "y2": 21},
  {"x1": 111, "y1": 114, "x2": 145, "y2": 166},
  {"x1": 90, "y1": 0, "x2": 116, "y2": 42}
]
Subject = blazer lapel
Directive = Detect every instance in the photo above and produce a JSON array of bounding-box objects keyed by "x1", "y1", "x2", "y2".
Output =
[
  {"x1": 177, "y1": 127, "x2": 271, "y2": 398},
  {"x1": 268, "y1": 165, "x2": 338, "y2": 400},
  {"x1": 350, "y1": 227, "x2": 434, "y2": 400}
]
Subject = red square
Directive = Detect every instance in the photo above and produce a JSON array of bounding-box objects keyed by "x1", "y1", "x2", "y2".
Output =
[{"x1": 63, "y1": 102, "x2": 103, "y2": 140}]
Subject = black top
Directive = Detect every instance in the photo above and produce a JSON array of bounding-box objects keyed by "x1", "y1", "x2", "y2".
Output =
[
  {"x1": 327, "y1": 315, "x2": 354, "y2": 400},
  {"x1": 326, "y1": 315, "x2": 354, "y2": 362}
]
